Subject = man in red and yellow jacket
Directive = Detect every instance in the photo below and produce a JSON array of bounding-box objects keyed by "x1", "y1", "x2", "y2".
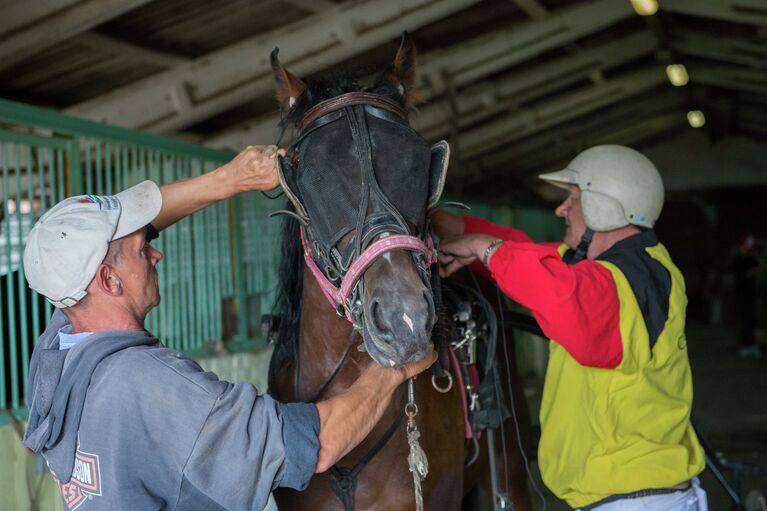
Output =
[{"x1": 434, "y1": 145, "x2": 707, "y2": 511}]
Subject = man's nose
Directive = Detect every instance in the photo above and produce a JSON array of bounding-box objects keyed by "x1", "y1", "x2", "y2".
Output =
[{"x1": 152, "y1": 248, "x2": 163, "y2": 265}]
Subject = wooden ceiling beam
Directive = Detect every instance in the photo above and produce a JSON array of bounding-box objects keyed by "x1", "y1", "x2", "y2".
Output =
[
  {"x1": 661, "y1": 0, "x2": 767, "y2": 27},
  {"x1": 76, "y1": 32, "x2": 189, "y2": 67},
  {"x1": 511, "y1": 0, "x2": 549, "y2": 20},
  {"x1": 415, "y1": 30, "x2": 659, "y2": 141},
  {"x1": 64, "y1": 0, "x2": 483, "y2": 133},
  {"x1": 690, "y1": 64, "x2": 767, "y2": 96},
  {"x1": 469, "y1": 91, "x2": 686, "y2": 174},
  {"x1": 671, "y1": 28, "x2": 767, "y2": 71},
  {"x1": 451, "y1": 65, "x2": 668, "y2": 166},
  {"x1": 204, "y1": 0, "x2": 637, "y2": 149},
  {"x1": 282, "y1": 0, "x2": 337, "y2": 12},
  {"x1": 0, "y1": 0, "x2": 154, "y2": 72}
]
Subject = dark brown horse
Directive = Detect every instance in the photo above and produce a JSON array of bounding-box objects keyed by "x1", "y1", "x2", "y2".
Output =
[{"x1": 267, "y1": 34, "x2": 533, "y2": 511}]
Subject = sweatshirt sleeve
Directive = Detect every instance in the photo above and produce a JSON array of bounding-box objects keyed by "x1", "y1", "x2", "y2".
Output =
[
  {"x1": 177, "y1": 381, "x2": 319, "y2": 511},
  {"x1": 487, "y1": 241, "x2": 623, "y2": 368}
]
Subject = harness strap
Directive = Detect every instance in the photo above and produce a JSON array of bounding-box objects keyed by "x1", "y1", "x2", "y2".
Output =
[
  {"x1": 301, "y1": 226, "x2": 435, "y2": 322},
  {"x1": 567, "y1": 227, "x2": 594, "y2": 264},
  {"x1": 300, "y1": 92, "x2": 407, "y2": 131},
  {"x1": 338, "y1": 235, "x2": 433, "y2": 303},
  {"x1": 448, "y1": 346, "x2": 475, "y2": 440},
  {"x1": 300, "y1": 330, "x2": 358, "y2": 403},
  {"x1": 300, "y1": 227, "x2": 346, "y2": 317},
  {"x1": 329, "y1": 385, "x2": 407, "y2": 511}
]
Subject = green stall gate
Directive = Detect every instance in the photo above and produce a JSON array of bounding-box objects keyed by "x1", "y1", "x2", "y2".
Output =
[
  {"x1": 0, "y1": 98, "x2": 284, "y2": 423},
  {"x1": 0, "y1": 98, "x2": 565, "y2": 424}
]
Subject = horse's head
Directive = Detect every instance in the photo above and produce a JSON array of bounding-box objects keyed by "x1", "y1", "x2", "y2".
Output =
[{"x1": 271, "y1": 33, "x2": 449, "y2": 368}]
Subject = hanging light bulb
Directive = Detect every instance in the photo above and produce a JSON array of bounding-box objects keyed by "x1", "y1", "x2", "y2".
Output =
[
  {"x1": 630, "y1": 0, "x2": 658, "y2": 16},
  {"x1": 666, "y1": 64, "x2": 689, "y2": 86},
  {"x1": 687, "y1": 110, "x2": 706, "y2": 128}
]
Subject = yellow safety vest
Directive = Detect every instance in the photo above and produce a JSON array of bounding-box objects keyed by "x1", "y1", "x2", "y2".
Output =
[{"x1": 538, "y1": 241, "x2": 705, "y2": 509}]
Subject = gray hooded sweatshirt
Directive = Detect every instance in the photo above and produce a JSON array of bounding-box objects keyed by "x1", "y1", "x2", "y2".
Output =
[{"x1": 23, "y1": 310, "x2": 319, "y2": 511}]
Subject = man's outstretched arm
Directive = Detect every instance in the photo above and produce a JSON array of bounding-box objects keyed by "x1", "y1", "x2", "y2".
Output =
[
  {"x1": 153, "y1": 145, "x2": 282, "y2": 231},
  {"x1": 314, "y1": 348, "x2": 436, "y2": 473}
]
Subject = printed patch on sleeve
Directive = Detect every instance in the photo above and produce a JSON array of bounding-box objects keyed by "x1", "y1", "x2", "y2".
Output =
[{"x1": 56, "y1": 449, "x2": 103, "y2": 510}]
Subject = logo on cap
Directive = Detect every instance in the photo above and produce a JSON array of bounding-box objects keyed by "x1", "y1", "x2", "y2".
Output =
[{"x1": 78, "y1": 195, "x2": 119, "y2": 210}]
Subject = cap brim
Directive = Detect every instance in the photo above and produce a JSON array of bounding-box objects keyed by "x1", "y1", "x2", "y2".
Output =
[
  {"x1": 538, "y1": 168, "x2": 578, "y2": 190},
  {"x1": 113, "y1": 181, "x2": 162, "y2": 239}
]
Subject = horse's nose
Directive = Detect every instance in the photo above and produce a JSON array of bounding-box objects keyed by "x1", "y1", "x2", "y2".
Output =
[{"x1": 366, "y1": 285, "x2": 435, "y2": 360}]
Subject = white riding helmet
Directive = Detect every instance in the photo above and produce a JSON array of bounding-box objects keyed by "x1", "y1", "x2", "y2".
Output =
[{"x1": 538, "y1": 145, "x2": 664, "y2": 231}]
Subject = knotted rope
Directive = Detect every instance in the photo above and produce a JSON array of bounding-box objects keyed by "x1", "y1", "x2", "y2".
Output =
[{"x1": 406, "y1": 378, "x2": 428, "y2": 511}]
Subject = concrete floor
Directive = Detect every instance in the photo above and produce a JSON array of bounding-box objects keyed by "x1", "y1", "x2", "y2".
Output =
[{"x1": 520, "y1": 323, "x2": 767, "y2": 511}]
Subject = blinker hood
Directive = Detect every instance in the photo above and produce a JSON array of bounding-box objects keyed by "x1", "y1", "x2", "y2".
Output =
[{"x1": 277, "y1": 102, "x2": 449, "y2": 267}]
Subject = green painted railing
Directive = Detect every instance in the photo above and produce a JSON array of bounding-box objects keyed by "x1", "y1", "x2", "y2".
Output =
[
  {"x1": 0, "y1": 99, "x2": 563, "y2": 422},
  {"x1": 0, "y1": 99, "x2": 282, "y2": 419}
]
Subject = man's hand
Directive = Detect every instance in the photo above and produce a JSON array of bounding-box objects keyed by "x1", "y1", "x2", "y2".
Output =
[
  {"x1": 154, "y1": 145, "x2": 285, "y2": 231},
  {"x1": 395, "y1": 345, "x2": 437, "y2": 380},
  {"x1": 218, "y1": 145, "x2": 284, "y2": 194},
  {"x1": 314, "y1": 343, "x2": 436, "y2": 473},
  {"x1": 368, "y1": 343, "x2": 437, "y2": 388},
  {"x1": 438, "y1": 234, "x2": 499, "y2": 277}
]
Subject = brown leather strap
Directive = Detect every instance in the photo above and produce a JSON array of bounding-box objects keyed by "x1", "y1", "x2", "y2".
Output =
[{"x1": 299, "y1": 92, "x2": 407, "y2": 131}]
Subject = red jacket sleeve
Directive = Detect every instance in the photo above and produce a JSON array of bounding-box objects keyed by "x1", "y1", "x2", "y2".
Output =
[
  {"x1": 462, "y1": 215, "x2": 535, "y2": 279},
  {"x1": 488, "y1": 241, "x2": 623, "y2": 368},
  {"x1": 463, "y1": 215, "x2": 533, "y2": 243}
]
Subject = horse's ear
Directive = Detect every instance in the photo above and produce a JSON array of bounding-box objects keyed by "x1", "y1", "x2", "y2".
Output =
[
  {"x1": 271, "y1": 47, "x2": 306, "y2": 112},
  {"x1": 384, "y1": 31, "x2": 419, "y2": 106}
]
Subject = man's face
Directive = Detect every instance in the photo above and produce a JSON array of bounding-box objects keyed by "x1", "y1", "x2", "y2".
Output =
[
  {"x1": 113, "y1": 229, "x2": 163, "y2": 315},
  {"x1": 555, "y1": 185, "x2": 587, "y2": 249}
]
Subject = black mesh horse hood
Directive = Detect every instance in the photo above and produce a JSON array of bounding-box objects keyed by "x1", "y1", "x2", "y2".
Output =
[{"x1": 277, "y1": 97, "x2": 449, "y2": 277}]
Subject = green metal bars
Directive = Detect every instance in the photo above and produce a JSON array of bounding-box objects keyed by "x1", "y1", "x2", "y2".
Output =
[
  {"x1": 0, "y1": 98, "x2": 280, "y2": 419},
  {"x1": 1, "y1": 131, "x2": 73, "y2": 419}
]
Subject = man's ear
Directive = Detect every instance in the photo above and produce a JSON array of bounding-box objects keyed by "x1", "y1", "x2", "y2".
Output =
[{"x1": 94, "y1": 264, "x2": 123, "y2": 298}]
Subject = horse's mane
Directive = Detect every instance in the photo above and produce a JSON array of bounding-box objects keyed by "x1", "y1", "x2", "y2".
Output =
[
  {"x1": 267, "y1": 69, "x2": 407, "y2": 390},
  {"x1": 267, "y1": 209, "x2": 302, "y2": 390}
]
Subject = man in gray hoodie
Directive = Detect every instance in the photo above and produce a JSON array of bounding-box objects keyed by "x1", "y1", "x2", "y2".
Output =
[{"x1": 21, "y1": 144, "x2": 435, "y2": 511}]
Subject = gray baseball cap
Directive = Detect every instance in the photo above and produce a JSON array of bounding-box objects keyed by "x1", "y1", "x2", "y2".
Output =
[{"x1": 23, "y1": 181, "x2": 162, "y2": 308}]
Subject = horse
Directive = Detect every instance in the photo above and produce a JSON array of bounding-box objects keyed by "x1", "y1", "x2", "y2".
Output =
[{"x1": 266, "y1": 33, "x2": 533, "y2": 511}]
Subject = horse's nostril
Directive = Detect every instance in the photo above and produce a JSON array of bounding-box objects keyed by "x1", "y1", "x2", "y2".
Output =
[{"x1": 370, "y1": 300, "x2": 389, "y2": 340}]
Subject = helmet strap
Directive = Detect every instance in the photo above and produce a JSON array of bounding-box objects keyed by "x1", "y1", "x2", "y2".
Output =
[{"x1": 567, "y1": 228, "x2": 594, "y2": 264}]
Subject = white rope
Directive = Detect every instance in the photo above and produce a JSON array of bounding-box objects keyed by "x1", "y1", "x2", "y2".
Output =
[{"x1": 406, "y1": 378, "x2": 428, "y2": 511}]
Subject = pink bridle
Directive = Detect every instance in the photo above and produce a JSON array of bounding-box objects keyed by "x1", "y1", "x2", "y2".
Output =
[{"x1": 300, "y1": 226, "x2": 436, "y2": 322}]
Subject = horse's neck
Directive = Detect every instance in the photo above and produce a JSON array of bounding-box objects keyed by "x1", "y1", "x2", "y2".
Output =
[{"x1": 297, "y1": 265, "x2": 372, "y2": 400}]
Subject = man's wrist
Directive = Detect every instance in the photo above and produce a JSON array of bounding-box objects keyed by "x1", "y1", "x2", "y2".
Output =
[
  {"x1": 212, "y1": 163, "x2": 241, "y2": 198},
  {"x1": 482, "y1": 238, "x2": 504, "y2": 267}
]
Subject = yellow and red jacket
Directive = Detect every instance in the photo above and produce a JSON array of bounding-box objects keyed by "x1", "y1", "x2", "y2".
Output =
[{"x1": 464, "y1": 215, "x2": 705, "y2": 509}]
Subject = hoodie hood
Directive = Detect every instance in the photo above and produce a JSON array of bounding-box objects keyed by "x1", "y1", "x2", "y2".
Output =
[{"x1": 23, "y1": 309, "x2": 157, "y2": 482}]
